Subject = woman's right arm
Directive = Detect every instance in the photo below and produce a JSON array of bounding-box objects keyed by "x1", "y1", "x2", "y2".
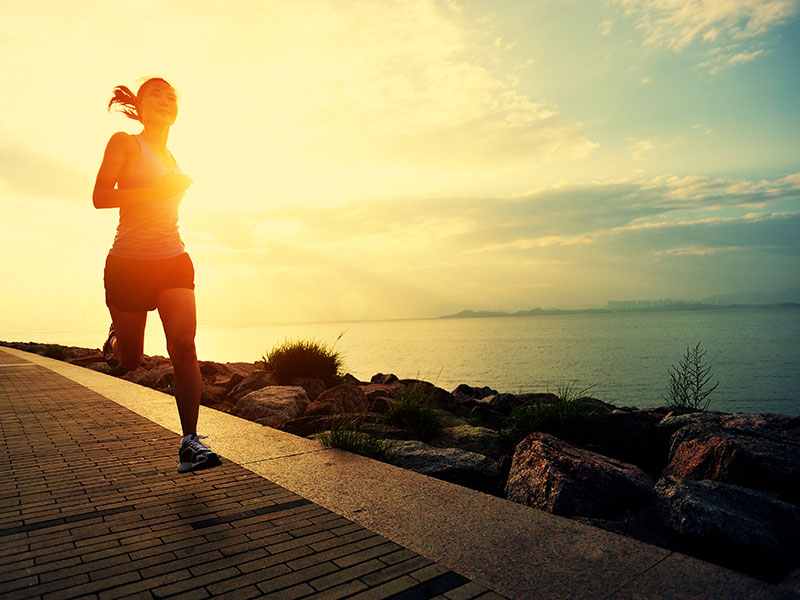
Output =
[{"x1": 92, "y1": 133, "x2": 191, "y2": 209}]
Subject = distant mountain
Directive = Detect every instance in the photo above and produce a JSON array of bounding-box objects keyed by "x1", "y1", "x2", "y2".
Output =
[
  {"x1": 701, "y1": 288, "x2": 800, "y2": 305},
  {"x1": 439, "y1": 307, "x2": 611, "y2": 319}
]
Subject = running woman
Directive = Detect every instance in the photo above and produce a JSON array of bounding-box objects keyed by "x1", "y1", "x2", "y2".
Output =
[{"x1": 93, "y1": 77, "x2": 221, "y2": 473}]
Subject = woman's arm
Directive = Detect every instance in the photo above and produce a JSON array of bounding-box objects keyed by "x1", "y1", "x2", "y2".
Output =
[{"x1": 92, "y1": 132, "x2": 192, "y2": 209}]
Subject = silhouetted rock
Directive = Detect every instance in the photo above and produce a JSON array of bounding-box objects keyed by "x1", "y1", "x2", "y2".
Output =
[
  {"x1": 653, "y1": 475, "x2": 800, "y2": 581},
  {"x1": 515, "y1": 392, "x2": 559, "y2": 406},
  {"x1": 233, "y1": 386, "x2": 308, "y2": 426},
  {"x1": 290, "y1": 377, "x2": 326, "y2": 401},
  {"x1": 305, "y1": 384, "x2": 369, "y2": 417},
  {"x1": 661, "y1": 412, "x2": 800, "y2": 503},
  {"x1": 361, "y1": 382, "x2": 403, "y2": 402},
  {"x1": 122, "y1": 365, "x2": 174, "y2": 390},
  {"x1": 392, "y1": 440, "x2": 499, "y2": 492},
  {"x1": 399, "y1": 379, "x2": 456, "y2": 411},
  {"x1": 277, "y1": 415, "x2": 334, "y2": 437},
  {"x1": 474, "y1": 393, "x2": 518, "y2": 415},
  {"x1": 505, "y1": 432, "x2": 654, "y2": 518},
  {"x1": 452, "y1": 384, "x2": 499, "y2": 406},
  {"x1": 343, "y1": 373, "x2": 364, "y2": 386},
  {"x1": 371, "y1": 373, "x2": 399, "y2": 385},
  {"x1": 467, "y1": 405, "x2": 507, "y2": 430}
]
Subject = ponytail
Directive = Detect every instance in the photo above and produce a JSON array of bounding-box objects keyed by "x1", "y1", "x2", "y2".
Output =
[
  {"x1": 108, "y1": 85, "x2": 140, "y2": 121},
  {"x1": 107, "y1": 78, "x2": 174, "y2": 122}
]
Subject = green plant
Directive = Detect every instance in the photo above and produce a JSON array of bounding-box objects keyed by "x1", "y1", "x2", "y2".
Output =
[
  {"x1": 316, "y1": 415, "x2": 400, "y2": 464},
  {"x1": 381, "y1": 382, "x2": 444, "y2": 442},
  {"x1": 664, "y1": 342, "x2": 719, "y2": 412},
  {"x1": 262, "y1": 337, "x2": 343, "y2": 386},
  {"x1": 41, "y1": 344, "x2": 70, "y2": 360}
]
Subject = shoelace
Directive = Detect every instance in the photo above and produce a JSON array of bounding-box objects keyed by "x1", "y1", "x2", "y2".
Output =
[{"x1": 185, "y1": 435, "x2": 212, "y2": 452}]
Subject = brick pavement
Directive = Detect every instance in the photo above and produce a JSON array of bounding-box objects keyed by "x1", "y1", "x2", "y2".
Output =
[{"x1": 0, "y1": 349, "x2": 507, "y2": 600}]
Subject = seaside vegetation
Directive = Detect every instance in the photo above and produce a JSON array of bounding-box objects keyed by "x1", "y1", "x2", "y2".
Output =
[
  {"x1": 664, "y1": 342, "x2": 719, "y2": 412},
  {"x1": 316, "y1": 415, "x2": 400, "y2": 464},
  {"x1": 381, "y1": 381, "x2": 445, "y2": 442},
  {"x1": 261, "y1": 337, "x2": 343, "y2": 386},
  {"x1": 41, "y1": 344, "x2": 70, "y2": 360}
]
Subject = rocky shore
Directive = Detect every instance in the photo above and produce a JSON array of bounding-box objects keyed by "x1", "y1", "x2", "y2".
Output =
[{"x1": 4, "y1": 340, "x2": 799, "y2": 592}]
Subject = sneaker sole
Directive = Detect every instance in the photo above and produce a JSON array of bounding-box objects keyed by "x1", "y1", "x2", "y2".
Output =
[{"x1": 178, "y1": 454, "x2": 222, "y2": 473}]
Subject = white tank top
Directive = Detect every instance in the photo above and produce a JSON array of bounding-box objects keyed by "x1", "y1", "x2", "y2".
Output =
[{"x1": 108, "y1": 134, "x2": 186, "y2": 259}]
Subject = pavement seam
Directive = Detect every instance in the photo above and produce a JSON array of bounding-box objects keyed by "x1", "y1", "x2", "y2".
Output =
[
  {"x1": 600, "y1": 551, "x2": 675, "y2": 600},
  {"x1": 238, "y1": 447, "x2": 335, "y2": 464}
]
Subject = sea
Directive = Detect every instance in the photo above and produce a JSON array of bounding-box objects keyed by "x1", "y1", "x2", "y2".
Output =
[{"x1": 2, "y1": 307, "x2": 799, "y2": 416}]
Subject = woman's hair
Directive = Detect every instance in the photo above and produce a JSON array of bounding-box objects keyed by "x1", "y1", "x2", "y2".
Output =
[{"x1": 107, "y1": 77, "x2": 174, "y2": 121}]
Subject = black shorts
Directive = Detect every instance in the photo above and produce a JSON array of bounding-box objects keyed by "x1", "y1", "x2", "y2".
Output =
[{"x1": 104, "y1": 253, "x2": 195, "y2": 312}]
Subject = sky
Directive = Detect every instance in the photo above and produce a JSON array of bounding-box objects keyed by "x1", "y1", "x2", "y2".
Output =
[{"x1": 1, "y1": 0, "x2": 799, "y2": 332}]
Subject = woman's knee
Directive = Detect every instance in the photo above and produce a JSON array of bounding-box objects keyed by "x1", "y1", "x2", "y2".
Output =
[{"x1": 167, "y1": 334, "x2": 197, "y2": 363}]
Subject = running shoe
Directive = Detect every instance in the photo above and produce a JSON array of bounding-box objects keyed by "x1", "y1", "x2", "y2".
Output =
[
  {"x1": 178, "y1": 434, "x2": 222, "y2": 473},
  {"x1": 102, "y1": 324, "x2": 119, "y2": 368}
]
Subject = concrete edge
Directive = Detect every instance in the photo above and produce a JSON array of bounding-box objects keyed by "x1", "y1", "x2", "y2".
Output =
[{"x1": 2, "y1": 346, "x2": 791, "y2": 600}]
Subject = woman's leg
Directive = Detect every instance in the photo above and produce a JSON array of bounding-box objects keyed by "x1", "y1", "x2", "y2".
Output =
[
  {"x1": 157, "y1": 287, "x2": 202, "y2": 437},
  {"x1": 108, "y1": 306, "x2": 147, "y2": 372}
]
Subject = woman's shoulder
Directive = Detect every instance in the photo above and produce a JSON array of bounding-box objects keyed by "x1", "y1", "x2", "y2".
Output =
[{"x1": 104, "y1": 131, "x2": 140, "y2": 158}]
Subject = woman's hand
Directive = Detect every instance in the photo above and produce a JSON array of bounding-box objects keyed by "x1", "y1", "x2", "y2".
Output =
[{"x1": 154, "y1": 173, "x2": 193, "y2": 201}]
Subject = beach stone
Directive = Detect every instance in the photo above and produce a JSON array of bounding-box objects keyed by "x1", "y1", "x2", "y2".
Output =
[
  {"x1": 399, "y1": 379, "x2": 456, "y2": 411},
  {"x1": 392, "y1": 440, "x2": 499, "y2": 492},
  {"x1": 233, "y1": 386, "x2": 308, "y2": 426},
  {"x1": 654, "y1": 475, "x2": 800, "y2": 581},
  {"x1": 305, "y1": 384, "x2": 369, "y2": 416},
  {"x1": 343, "y1": 373, "x2": 364, "y2": 386},
  {"x1": 122, "y1": 365, "x2": 174, "y2": 390},
  {"x1": 361, "y1": 381, "x2": 403, "y2": 402},
  {"x1": 228, "y1": 370, "x2": 279, "y2": 402},
  {"x1": 65, "y1": 351, "x2": 105, "y2": 367},
  {"x1": 452, "y1": 384, "x2": 499, "y2": 406},
  {"x1": 430, "y1": 424, "x2": 502, "y2": 459},
  {"x1": 371, "y1": 373, "x2": 400, "y2": 385},
  {"x1": 662, "y1": 412, "x2": 800, "y2": 503},
  {"x1": 468, "y1": 405, "x2": 507, "y2": 430},
  {"x1": 291, "y1": 377, "x2": 326, "y2": 401},
  {"x1": 505, "y1": 432, "x2": 654, "y2": 518},
  {"x1": 277, "y1": 415, "x2": 334, "y2": 437},
  {"x1": 515, "y1": 392, "x2": 559, "y2": 406},
  {"x1": 475, "y1": 393, "x2": 518, "y2": 415}
]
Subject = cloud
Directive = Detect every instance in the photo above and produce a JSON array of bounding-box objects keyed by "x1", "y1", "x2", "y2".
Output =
[
  {"x1": 629, "y1": 138, "x2": 656, "y2": 159},
  {"x1": 613, "y1": 0, "x2": 799, "y2": 72},
  {"x1": 599, "y1": 19, "x2": 613, "y2": 35}
]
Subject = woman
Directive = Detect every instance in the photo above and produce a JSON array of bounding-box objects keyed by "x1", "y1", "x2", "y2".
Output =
[{"x1": 93, "y1": 77, "x2": 220, "y2": 473}]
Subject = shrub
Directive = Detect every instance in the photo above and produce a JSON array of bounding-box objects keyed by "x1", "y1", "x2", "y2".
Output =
[
  {"x1": 664, "y1": 342, "x2": 719, "y2": 412},
  {"x1": 41, "y1": 344, "x2": 70, "y2": 360},
  {"x1": 381, "y1": 382, "x2": 444, "y2": 442},
  {"x1": 316, "y1": 415, "x2": 400, "y2": 464},
  {"x1": 262, "y1": 338, "x2": 343, "y2": 386}
]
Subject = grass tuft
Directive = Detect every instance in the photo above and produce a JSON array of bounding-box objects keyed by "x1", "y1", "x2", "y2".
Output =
[
  {"x1": 381, "y1": 382, "x2": 444, "y2": 442},
  {"x1": 316, "y1": 415, "x2": 400, "y2": 464},
  {"x1": 262, "y1": 338, "x2": 343, "y2": 386}
]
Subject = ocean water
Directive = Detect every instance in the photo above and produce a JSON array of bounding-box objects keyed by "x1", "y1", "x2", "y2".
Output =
[{"x1": 3, "y1": 307, "x2": 799, "y2": 415}]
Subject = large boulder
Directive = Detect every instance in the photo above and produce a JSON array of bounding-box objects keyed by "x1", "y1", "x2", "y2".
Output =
[
  {"x1": 277, "y1": 415, "x2": 334, "y2": 437},
  {"x1": 228, "y1": 370, "x2": 279, "y2": 402},
  {"x1": 653, "y1": 475, "x2": 800, "y2": 581},
  {"x1": 122, "y1": 365, "x2": 174, "y2": 390},
  {"x1": 661, "y1": 412, "x2": 800, "y2": 503},
  {"x1": 474, "y1": 393, "x2": 518, "y2": 415},
  {"x1": 305, "y1": 384, "x2": 369, "y2": 416},
  {"x1": 505, "y1": 432, "x2": 654, "y2": 518},
  {"x1": 290, "y1": 377, "x2": 326, "y2": 401},
  {"x1": 452, "y1": 384, "x2": 499, "y2": 406},
  {"x1": 430, "y1": 424, "x2": 501, "y2": 459},
  {"x1": 399, "y1": 379, "x2": 456, "y2": 412},
  {"x1": 392, "y1": 440, "x2": 499, "y2": 492},
  {"x1": 233, "y1": 386, "x2": 308, "y2": 426}
]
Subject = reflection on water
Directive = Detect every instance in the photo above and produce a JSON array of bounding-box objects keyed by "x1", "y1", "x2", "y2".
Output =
[{"x1": 3, "y1": 308, "x2": 799, "y2": 415}]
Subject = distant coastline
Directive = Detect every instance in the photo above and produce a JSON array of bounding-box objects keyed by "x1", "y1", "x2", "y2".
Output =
[{"x1": 439, "y1": 302, "x2": 800, "y2": 320}]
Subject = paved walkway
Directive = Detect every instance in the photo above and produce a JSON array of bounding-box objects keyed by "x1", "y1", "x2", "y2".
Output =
[
  {"x1": 0, "y1": 349, "x2": 503, "y2": 600},
  {"x1": 1, "y1": 347, "x2": 797, "y2": 600}
]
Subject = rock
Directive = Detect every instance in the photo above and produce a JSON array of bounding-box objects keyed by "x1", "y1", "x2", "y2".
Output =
[
  {"x1": 343, "y1": 373, "x2": 364, "y2": 386},
  {"x1": 653, "y1": 475, "x2": 800, "y2": 581},
  {"x1": 392, "y1": 440, "x2": 499, "y2": 492},
  {"x1": 277, "y1": 415, "x2": 334, "y2": 437},
  {"x1": 305, "y1": 384, "x2": 369, "y2": 417},
  {"x1": 468, "y1": 405, "x2": 507, "y2": 430},
  {"x1": 214, "y1": 372, "x2": 244, "y2": 392},
  {"x1": 662, "y1": 412, "x2": 800, "y2": 503},
  {"x1": 65, "y1": 351, "x2": 104, "y2": 366},
  {"x1": 781, "y1": 569, "x2": 800, "y2": 595},
  {"x1": 452, "y1": 384, "x2": 499, "y2": 406},
  {"x1": 233, "y1": 386, "x2": 309, "y2": 426},
  {"x1": 228, "y1": 370, "x2": 279, "y2": 402},
  {"x1": 201, "y1": 385, "x2": 227, "y2": 404},
  {"x1": 198, "y1": 361, "x2": 228, "y2": 378},
  {"x1": 505, "y1": 432, "x2": 654, "y2": 519},
  {"x1": 361, "y1": 382, "x2": 403, "y2": 402},
  {"x1": 291, "y1": 377, "x2": 326, "y2": 401},
  {"x1": 398, "y1": 379, "x2": 456, "y2": 411},
  {"x1": 601, "y1": 408, "x2": 673, "y2": 475},
  {"x1": 430, "y1": 425, "x2": 501, "y2": 459},
  {"x1": 122, "y1": 366, "x2": 174, "y2": 390},
  {"x1": 474, "y1": 393, "x2": 519, "y2": 415},
  {"x1": 515, "y1": 392, "x2": 559, "y2": 405},
  {"x1": 371, "y1": 373, "x2": 400, "y2": 385},
  {"x1": 367, "y1": 396, "x2": 390, "y2": 413}
]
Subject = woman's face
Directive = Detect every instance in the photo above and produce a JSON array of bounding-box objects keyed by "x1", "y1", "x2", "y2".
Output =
[{"x1": 138, "y1": 80, "x2": 178, "y2": 127}]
